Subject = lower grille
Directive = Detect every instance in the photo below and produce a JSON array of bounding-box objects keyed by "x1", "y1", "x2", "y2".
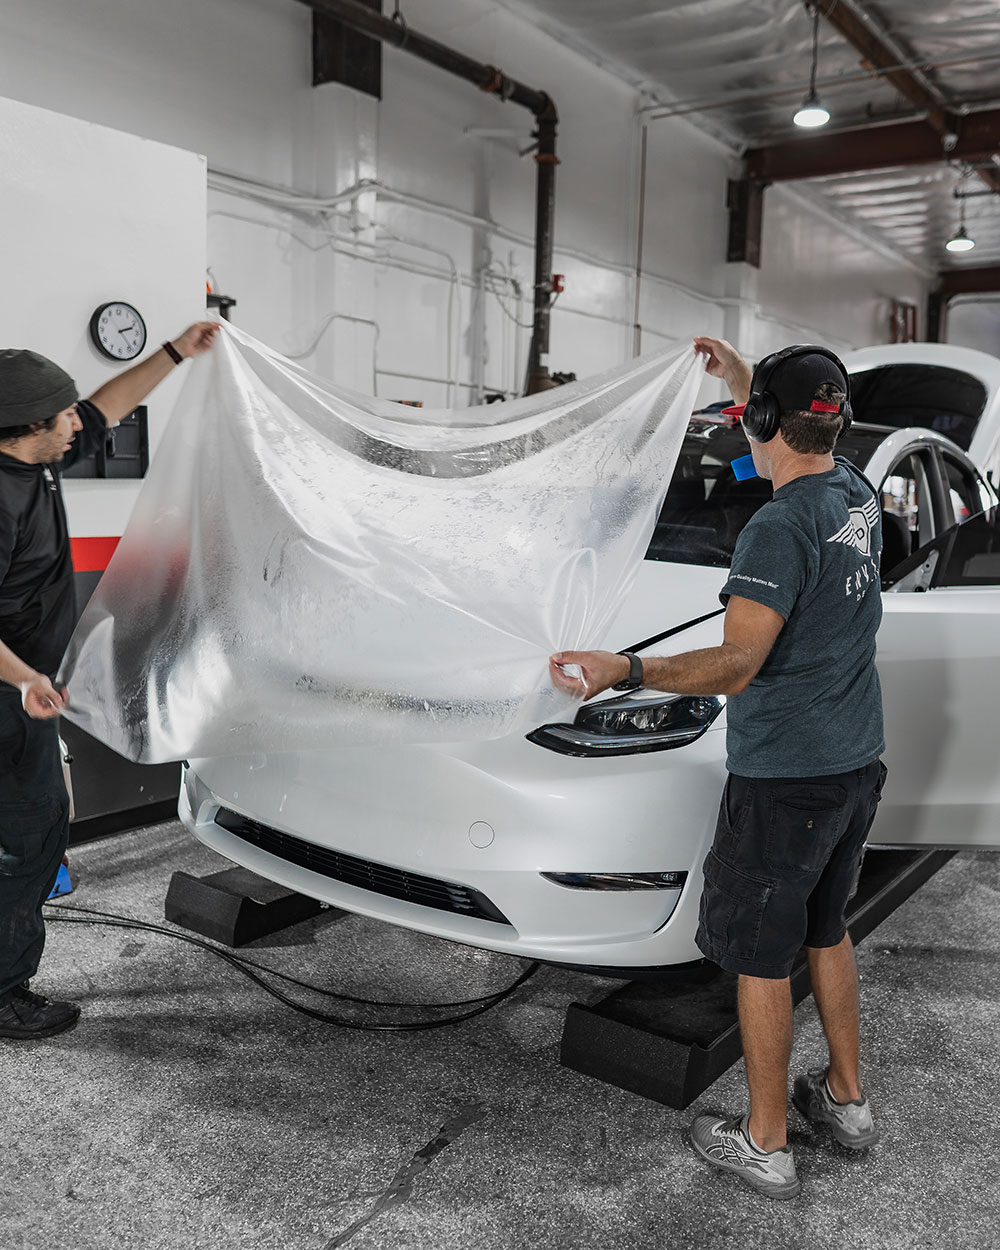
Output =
[{"x1": 213, "y1": 808, "x2": 511, "y2": 926}]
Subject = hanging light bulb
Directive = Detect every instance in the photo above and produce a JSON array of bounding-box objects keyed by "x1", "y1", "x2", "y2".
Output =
[
  {"x1": 794, "y1": 5, "x2": 830, "y2": 128},
  {"x1": 946, "y1": 180, "x2": 976, "y2": 252},
  {"x1": 945, "y1": 225, "x2": 975, "y2": 253},
  {"x1": 793, "y1": 90, "x2": 831, "y2": 128}
]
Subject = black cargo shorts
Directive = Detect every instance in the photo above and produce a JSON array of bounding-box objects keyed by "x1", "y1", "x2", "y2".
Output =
[{"x1": 694, "y1": 759, "x2": 887, "y2": 979}]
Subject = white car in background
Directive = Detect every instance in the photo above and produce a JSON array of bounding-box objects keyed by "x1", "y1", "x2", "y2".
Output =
[
  {"x1": 180, "y1": 344, "x2": 1000, "y2": 974},
  {"x1": 841, "y1": 341, "x2": 1000, "y2": 480}
]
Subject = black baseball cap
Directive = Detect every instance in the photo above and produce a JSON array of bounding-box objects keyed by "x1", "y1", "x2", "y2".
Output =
[
  {"x1": 765, "y1": 350, "x2": 849, "y2": 415},
  {"x1": 721, "y1": 348, "x2": 849, "y2": 419}
]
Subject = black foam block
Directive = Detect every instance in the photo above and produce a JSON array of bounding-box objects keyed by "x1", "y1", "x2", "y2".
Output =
[
  {"x1": 165, "y1": 866, "x2": 331, "y2": 946},
  {"x1": 560, "y1": 847, "x2": 954, "y2": 1109}
]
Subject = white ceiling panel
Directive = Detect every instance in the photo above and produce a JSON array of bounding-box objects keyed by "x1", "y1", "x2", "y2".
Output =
[{"x1": 501, "y1": 0, "x2": 1000, "y2": 270}]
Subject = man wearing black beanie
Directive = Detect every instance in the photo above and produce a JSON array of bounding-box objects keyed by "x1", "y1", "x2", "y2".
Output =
[{"x1": 0, "y1": 321, "x2": 219, "y2": 1040}]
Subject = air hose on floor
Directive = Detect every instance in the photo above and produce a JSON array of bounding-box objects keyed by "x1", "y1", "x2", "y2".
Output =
[{"x1": 43, "y1": 900, "x2": 539, "y2": 1032}]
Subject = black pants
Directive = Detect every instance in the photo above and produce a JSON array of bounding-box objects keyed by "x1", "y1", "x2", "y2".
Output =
[{"x1": 0, "y1": 690, "x2": 70, "y2": 1006}]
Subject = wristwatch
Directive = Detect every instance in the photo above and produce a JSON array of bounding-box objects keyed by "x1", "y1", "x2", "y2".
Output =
[{"x1": 612, "y1": 651, "x2": 644, "y2": 692}]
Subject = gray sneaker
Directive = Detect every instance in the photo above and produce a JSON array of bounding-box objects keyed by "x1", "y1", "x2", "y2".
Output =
[
  {"x1": 793, "y1": 1068, "x2": 880, "y2": 1149},
  {"x1": 690, "y1": 1112, "x2": 800, "y2": 1201}
]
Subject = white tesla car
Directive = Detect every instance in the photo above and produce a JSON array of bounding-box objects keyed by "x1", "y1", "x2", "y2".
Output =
[{"x1": 180, "y1": 345, "x2": 1000, "y2": 974}]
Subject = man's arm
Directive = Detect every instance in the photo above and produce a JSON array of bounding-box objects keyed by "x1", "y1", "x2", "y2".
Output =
[
  {"x1": 693, "y1": 335, "x2": 752, "y2": 405},
  {"x1": 85, "y1": 321, "x2": 220, "y2": 427},
  {"x1": 549, "y1": 595, "x2": 785, "y2": 700},
  {"x1": 0, "y1": 639, "x2": 67, "y2": 719}
]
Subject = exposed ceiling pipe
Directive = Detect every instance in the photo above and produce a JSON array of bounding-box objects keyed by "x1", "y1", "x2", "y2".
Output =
[
  {"x1": 639, "y1": 50, "x2": 1000, "y2": 122},
  {"x1": 818, "y1": 0, "x2": 1000, "y2": 196},
  {"x1": 821, "y1": 0, "x2": 950, "y2": 126},
  {"x1": 294, "y1": 0, "x2": 560, "y2": 395}
]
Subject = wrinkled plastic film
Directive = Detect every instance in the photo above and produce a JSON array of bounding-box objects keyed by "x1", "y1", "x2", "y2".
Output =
[{"x1": 60, "y1": 325, "x2": 703, "y2": 763}]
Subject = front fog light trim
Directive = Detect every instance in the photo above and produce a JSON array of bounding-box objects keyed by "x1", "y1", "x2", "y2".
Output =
[
  {"x1": 541, "y1": 870, "x2": 689, "y2": 891},
  {"x1": 527, "y1": 693, "x2": 724, "y2": 757}
]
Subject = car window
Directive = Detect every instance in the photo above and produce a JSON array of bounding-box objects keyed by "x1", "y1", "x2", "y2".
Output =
[
  {"x1": 937, "y1": 448, "x2": 989, "y2": 528},
  {"x1": 879, "y1": 451, "x2": 938, "y2": 574},
  {"x1": 935, "y1": 512, "x2": 1000, "y2": 585},
  {"x1": 882, "y1": 486, "x2": 1000, "y2": 592},
  {"x1": 849, "y1": 364, "x2": 988, "y2": 451},
  {"x1": 645, "y1": 418, "x2": 877, "y2": 568}
]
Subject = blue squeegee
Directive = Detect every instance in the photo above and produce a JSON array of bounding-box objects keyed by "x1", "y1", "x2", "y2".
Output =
[
  {"x1": 730, "y1": 454, "x2": 758, "y2": 481},
  {"x1": 48, "y1": 863, "x2": 73, "y2": 900}
]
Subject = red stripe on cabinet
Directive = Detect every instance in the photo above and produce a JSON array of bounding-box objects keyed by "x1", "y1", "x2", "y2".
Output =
[{"x1": 71, "y1": 536, "x2": 120, "y2": 572}]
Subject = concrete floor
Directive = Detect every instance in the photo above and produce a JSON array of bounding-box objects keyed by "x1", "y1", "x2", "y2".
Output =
[{"x1": 3, "y1": 821, "x2": 999, "y2": 1250}]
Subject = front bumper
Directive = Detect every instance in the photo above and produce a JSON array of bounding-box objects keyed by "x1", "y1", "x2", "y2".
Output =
[{"x1": 179, "y1": 726, "x2": 727, "y2": 970}]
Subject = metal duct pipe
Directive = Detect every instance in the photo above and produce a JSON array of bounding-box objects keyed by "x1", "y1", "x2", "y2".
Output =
[
  {"x1": 296, "y1": 0, "x2": 559, "y2": 394},
  {"x1": 526, "y1": 106, "x2": 558, "y2": 393}
]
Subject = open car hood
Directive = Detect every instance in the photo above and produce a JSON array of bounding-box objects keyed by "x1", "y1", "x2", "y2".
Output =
[{"x1": 840, "y1": 342, "x2": 1000, "y2": 473}]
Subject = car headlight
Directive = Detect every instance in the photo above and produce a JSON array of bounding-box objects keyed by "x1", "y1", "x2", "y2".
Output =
[
  {"x1": 541, "y1": 870, "x2": 688, "y2": 891},
  {"x1": 526, "y1": 693, "x2": 724, "y2": 757}
]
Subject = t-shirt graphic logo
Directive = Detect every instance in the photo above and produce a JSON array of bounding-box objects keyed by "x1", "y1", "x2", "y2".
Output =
[{"x1": 827, "y1": 494, "x2": 879, "y2": 556}]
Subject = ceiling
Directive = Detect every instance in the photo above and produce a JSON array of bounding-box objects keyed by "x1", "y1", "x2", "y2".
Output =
[{"x1": 500, "y1": 0, "x2": 1000, "y2": 277}]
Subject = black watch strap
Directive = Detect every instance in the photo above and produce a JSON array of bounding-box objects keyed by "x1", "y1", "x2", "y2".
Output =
[{"x1": 612, "y1": 651, "x2": 643, "y2": 691}]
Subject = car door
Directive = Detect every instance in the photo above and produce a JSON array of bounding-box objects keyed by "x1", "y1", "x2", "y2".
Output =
[{"x1": 875, "y1": 441, "x2": 1000, "y2": 848}]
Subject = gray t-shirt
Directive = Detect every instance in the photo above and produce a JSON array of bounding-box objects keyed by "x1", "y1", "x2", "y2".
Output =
[{"x1": 720, "y1": 458, "x2": 885, "y2": 778}]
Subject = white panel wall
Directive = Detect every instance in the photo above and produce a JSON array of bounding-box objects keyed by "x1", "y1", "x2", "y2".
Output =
[
  {"x1": 0, "y1": 95, "x2": 206, "y2": 538},
  {"x1": 752, "y1": 186, "x2": 931, "y2": 361},
  {"x1": 0, "y1": 0, "x2": 307, "y2": 184},
  {"x1": 948, "y1": 301, "x2": 1000, "y2": 357},
  {"x1": 0, "y1": 0, "x2": 952, "y2": 418}
]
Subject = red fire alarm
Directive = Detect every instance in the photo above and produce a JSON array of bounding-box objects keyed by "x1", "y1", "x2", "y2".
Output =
[{"x1": 551, "y1": 274, "x2": 565, "y2": 294}]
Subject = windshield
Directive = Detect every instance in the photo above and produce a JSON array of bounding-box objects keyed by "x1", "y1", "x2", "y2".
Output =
[
  {"x1": 645, "y1": 418, "x2": 881, "y2": 568},
  {"x1": 848, "y1": 364, "x2": 987, "y2": 450}
]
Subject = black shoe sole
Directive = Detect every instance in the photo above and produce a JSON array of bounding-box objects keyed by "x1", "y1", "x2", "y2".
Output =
[{"x1": 0, "y1": 1011, "x2": 80, "y2": 1040}]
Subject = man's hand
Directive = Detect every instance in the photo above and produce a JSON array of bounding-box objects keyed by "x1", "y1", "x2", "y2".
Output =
[
  {"x1": 549, "y1": 650, "x2": 630, "y2": 699},
  {"x1": 693, "y1": 335, "x2": 743, "y2": 379},
  {"x1": 21, "y1": 675, "x2": 68, "y2": 720},
  {"x1": 550, "y1": 596, "x2": 784, "y2": 703},
  {"x1": 88, "y1": 321, "x2": 221, "y2": 425},
  {"x1": 173, "y1": 321, "x2": 221, "y2": 359},
  {"x1": 693, "y1": 335, "x2": 753, "y2": 405}
]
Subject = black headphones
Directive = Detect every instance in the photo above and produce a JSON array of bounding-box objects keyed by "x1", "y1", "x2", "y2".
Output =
[{"x1": 741, "y1": 344, "x2": 853, "y2": 444}]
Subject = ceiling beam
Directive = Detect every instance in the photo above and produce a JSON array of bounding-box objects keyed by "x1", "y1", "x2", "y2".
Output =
[
  {"x1": 820, "y1": 0, "x2": 957, "y2": 137},
  {"x1": 745, "y1": 108, "x2": 1000, "y2": 182},
  {"x1": 814, "y1": 0, "x2": 1000, "y2": 197},
  {"x1": 939, "y1": 266, "x2": 1000, "y2": 296}
]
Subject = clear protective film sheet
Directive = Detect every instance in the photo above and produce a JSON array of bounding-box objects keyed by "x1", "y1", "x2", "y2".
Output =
[{"x1": 60, "y1": 325, "x2": 704, "y2": 763}]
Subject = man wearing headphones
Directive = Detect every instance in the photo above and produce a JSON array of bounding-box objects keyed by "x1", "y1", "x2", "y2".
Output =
[{"x1": 550, "y1": 336, "x2": 886, "y2": 1201}]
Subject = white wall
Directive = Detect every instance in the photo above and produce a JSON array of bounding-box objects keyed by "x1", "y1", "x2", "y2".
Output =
[
  {"x1": 0, "y1": 94, "x2": 205, "y2": 538},
  {"x1": 751, "y1": 185, "x2": 931, "y2": 361},
  {"x1": 0, "y1": 0, "x2": 942, "y2": 414},
  {"x1": 948, "y1": 301, "x2": 1000, "y2": 357}
]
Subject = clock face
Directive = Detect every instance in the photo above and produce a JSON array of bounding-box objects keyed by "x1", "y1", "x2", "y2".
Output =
[{"x1": 90, "y1": 302, "x2": 147, "y2": 361}]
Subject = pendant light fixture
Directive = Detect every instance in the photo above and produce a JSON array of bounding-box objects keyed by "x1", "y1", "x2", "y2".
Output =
[
  {"x1": 946, "y1": 178, "x2": 976, "y2": 253},
  {"x1": 793, "y1": 4, "x2": 831, "y2": 128},
  {"x1": 945, "y1": 225, "x2": 976, "y2": 253}
]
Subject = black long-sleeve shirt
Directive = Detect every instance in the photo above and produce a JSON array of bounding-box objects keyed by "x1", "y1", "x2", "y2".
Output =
[{"x1": 0, "y1": 400, "x2": 107, "y2": 675}]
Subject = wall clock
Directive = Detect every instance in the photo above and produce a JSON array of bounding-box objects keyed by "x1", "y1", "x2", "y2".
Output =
[{"x1": 89, "y1": 301, "x2": 147, "y2": 362}]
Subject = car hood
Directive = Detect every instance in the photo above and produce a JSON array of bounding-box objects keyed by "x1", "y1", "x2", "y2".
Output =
[
  {"x1": 603, "y1": 560, "x2": 729, "y2": 654},
  {"x1": 841, "y1": 341, "x2": 1000, "y2": 390},
  {"x1": 840, "y1": 341, "x2": 1000, "y2": 475}
]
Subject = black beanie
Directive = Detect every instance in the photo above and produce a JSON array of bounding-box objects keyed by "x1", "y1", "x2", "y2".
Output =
[{"x1": 0, "y1": 349, "x2": 79, "y2": 428}]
